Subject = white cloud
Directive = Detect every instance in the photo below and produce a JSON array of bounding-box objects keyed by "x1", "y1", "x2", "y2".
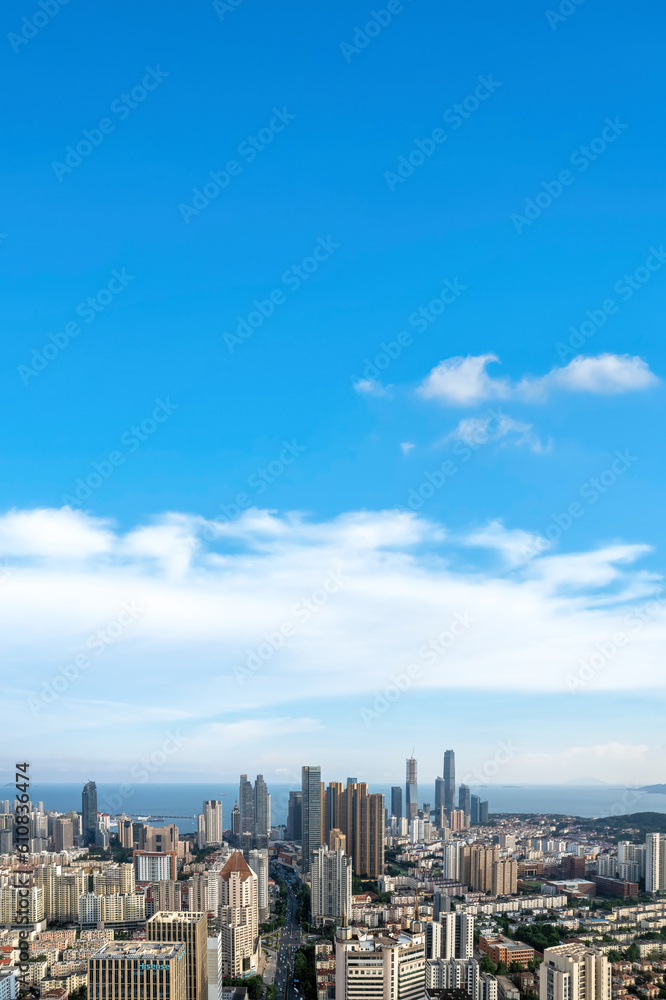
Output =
[
  {"x1": 446, "y1": 413, "x2": 549, "y2": 453},
  {"x1": 353, "y1": 378, "x2": 389, "y2": 397},
  {"x1": 418, "y1": 353, "x2": 659, "y2": 406},
  {"x1": 400, "y1": 442, "x2": 415, "y2": 455},
  {"x1": 418, "y1": 354, "x2": 510, "y2": 405},
  {"x1": 2, "y1": 506, "x2": 666, "y2": 779}
]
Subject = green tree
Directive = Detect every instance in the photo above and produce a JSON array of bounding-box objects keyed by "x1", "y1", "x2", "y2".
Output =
[{"x1": 480, "y1": 956, "x2": 497, "y2": 974}]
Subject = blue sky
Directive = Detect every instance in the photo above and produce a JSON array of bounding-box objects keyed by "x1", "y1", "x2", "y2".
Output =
[{"x1": 2, "y1": 0, "x2": 666, "y2": 787}]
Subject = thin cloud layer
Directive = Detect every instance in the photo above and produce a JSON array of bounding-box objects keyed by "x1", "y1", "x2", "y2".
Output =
[{"x1": 1, "y1": 506, "x2": 664, "y2": 781}]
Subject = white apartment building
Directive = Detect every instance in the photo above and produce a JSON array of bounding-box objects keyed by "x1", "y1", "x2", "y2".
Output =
[
  {"x1": 208, "y1": 933, "x2": 222, "y2": 1000},
  {"x1": 426, "y1": 913, "x2": 474, "y2": 960},
  {"x1": 311, "y1": 846, "x2": 352, "y2": 928},
  {"x1": 248, "y1": 849, "x2": 270, "y2": 923},
  {"x1": 203, "y1": 801, "x2": 223, "y2": 846},
  {"x1": 646, "y1": 834, "x2": 666, "y2": 894},
  {"x1": 540, "y1": 945, "x2": 610, "y2": 1000},
  {"x1": 336, "y1": 921, "x2": 426, "y2": 1000},
  {"x1": 426, "y1": 957, "x2": 479, "y2": 998}
]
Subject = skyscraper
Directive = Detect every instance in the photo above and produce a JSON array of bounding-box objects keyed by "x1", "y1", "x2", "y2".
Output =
[
  {"x1": 391, "y1": 786, "x2": 403, "y2": 819},
  {"x1": 470, "y1": 795, "x2": 480, "y2": 825},
  {"x1": 231, "y1": 800, "x2": 241, "y2": 838},
  {"x1": 645, "y1": 833, "x2": 666, "y2": 893},
  {"x1": 146, "y1": 912, "x2": 208, "y2": 1000},
  {"x1": 202, "y1": 800, "x2": 223, "y2": 846},
  {"x1": 458, "y1": 783, "x2": 471, "y2": 818},
  {"x1": 248, "y1": 848, "x2": 269, "y2": 922},
  {"x1": 254, "y1": 775, "x2": 270, "y2": 848},
  {"x1": 219, "y1": 852, "x2": 260, "y2": 978},
  {"x1": 301, "y1": 765, "x2": 322, "y2": 874},
  {"x1": 238, "y1": 775, "x2": 254, "y2": 848},
  {"x1": 82, "y1": 780, "x2": 97, "y2": 847},
  {"x1": 443, "y1": 750, "x2": 455, "y2": 813},
  {"x1": 286, "y1": 792, "x2": 302, "y2": 841},
  {"x1": 405, "y1": 757, "x2": 418, "y2": 820},
  {"x1": 310, "y1": 846, "x2": 352, "y2": 926},
  {"x1": 343, "y1": 781, "x2": 384, "y2": 877}
]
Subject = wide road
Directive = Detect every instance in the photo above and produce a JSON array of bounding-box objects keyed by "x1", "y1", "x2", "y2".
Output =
[{"x1": 270, "y1": 863, "x2": 302, "y2": 1000}]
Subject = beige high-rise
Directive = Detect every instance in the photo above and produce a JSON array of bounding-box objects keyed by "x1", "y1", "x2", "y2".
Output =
[
  {"x1": 491, "y1": 859, "x2": 517, "y2": 896},
  {"x1": 219, "y1": 851, "x2": 260, "y2": 978},
  {"x1": 147, "y1": 911, "x2": 208, "y2": 1000},
  {"x1": 539, "y1": 945, "x2": 610, "y2": 1000}
]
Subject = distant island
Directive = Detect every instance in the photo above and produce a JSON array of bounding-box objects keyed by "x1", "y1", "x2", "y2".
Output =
[{"x1": 639, "y1": 784, "x2": 666, "y2": 793}]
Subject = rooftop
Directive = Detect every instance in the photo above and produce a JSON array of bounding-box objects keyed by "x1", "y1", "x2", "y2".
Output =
[{"x1": 92, "y1": 942, "x2": 185, "y2": 962}]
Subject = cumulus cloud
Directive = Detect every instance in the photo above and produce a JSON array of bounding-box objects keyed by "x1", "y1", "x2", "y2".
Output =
[
  {"x1": 353, "y1": 378, "x2": 389, "y2": 397},
  {"x1": 418, "y1": 353, "x2": 658, "y2": 406}
]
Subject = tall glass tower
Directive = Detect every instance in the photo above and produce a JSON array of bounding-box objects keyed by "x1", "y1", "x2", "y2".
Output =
[
  {"x1": 443, "y1": 749, "x2": 456, "y2": 813},
  {"x1": 405, "y1": 757, "x2": 418, "y2": 819},
  {"x1": 82, "y1": 780, "x2": 97, "y2": 846}
]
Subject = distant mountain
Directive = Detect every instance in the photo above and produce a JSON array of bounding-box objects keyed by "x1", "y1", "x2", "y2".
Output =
[{"x1": 639, "y1": 784, "x2": 666, "y2": 794}]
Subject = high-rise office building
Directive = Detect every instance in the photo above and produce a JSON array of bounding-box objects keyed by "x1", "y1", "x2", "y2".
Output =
[
  {"x1": 88, "y1": 941, "x2": 187, "y2": 1000},
  {"x1": 539, "y1": 945, "x2": 610, "y2": 1000},
  {"x1": 254, "y1": 776, "x2": 270, "y2": 849},
  {"x1": 231, "y1": 801, "x2": 241, "y2": 838},
  {"x1": 406, "y1": 758, "x2": 418, "y2": 820},
  {"x1": 458, "y1": 784, "x2": 471, "y2": 818},
  {"x1": 147, "y1": 911, "x2": 208, "y2": 1000},
  {"x1": 470, "y1": 796, "x2": 480, "y2": 826},
  {"x1": 239, "y1": 775, "x2": 255, "y2": 848},
  {"x1": 82, "y1": 781, "x2": 97, "y2": 847},
  {"x1": 479, "y1": 801, "x2": 489, "y2": 825},
  {"x1": 391, "y1": 786, "x2": 403, "y2": 819},
  {"x1": 311, "y1": 846, "x2": 352, "y2": 926},
  {"x1": 286, "y1": 792, "x2": 302, "y2": 841},
  {"x1": 203, "y1": 801, "x2": 223, "y2": 846},
  {"x1": 54, "y1": 817, "x2": 74, "y2": 852},
  {"x1": 443, "y1": 751, "x2": 455, "y2": 813},
  {"x1": 219, "y1": 852, "x2": 260, "y2": 978},
  {"x1": 302, "y1": 766, "x2": 323, "y2": 874}
]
